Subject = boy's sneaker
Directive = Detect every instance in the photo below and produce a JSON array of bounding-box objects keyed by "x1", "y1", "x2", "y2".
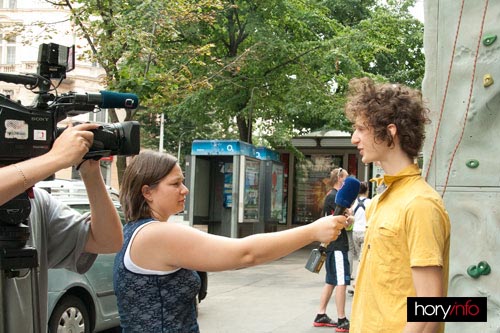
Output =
[
  {"x1": 313, "y1": 313, "x2": 337, "y2": 327},
  {"x1": 336, "y1": 317, "x2": 349, "y2": 332}
]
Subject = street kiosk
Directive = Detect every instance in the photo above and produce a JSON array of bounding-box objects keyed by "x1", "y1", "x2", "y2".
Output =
[{"x1": 186, "y1": 140, "x2": 262, "y2": 238}]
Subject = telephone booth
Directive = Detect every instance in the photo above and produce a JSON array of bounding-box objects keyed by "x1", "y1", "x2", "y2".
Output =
[{"x1": 185, "y1": 140, "x2": 263, "y2": 238}]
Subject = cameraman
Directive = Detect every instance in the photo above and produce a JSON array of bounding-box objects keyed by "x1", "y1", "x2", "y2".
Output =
[{"x1": 0, "y1": 122, "x2": 123, "y2": 332}]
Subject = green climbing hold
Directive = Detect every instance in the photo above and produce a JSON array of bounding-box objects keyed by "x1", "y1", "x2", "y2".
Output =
[
  {"x1": 477, "y1": 261, "x2": 491, "y2": 275},
  {"x1": 483, "y1": 34, "x2": 497, "y2": 46},
  {"x1": 467, "y1": 265, "x2": 480, "y2": 278},
  {"x1": 466, "y1": 159, "x2": 479, "y2": 168},
  {"x1": 467, "y1": 261, "x2": 491, "y2": 279}
]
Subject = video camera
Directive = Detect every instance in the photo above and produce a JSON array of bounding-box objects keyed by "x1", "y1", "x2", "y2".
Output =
[
  {"x1": 0, "y1": 43, "x2": 141, "y2": 248},
  {"x1": 0, "y1": 42, "x2": 140, "y2": 164}
]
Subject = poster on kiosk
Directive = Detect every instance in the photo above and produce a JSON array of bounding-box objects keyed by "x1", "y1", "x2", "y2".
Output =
[
  {"x1": 256, "y1": 147, "x2": 284, "y2": 225},
  {"x1": 239, "y1": 157, "x2": 260, "y2": 222}
]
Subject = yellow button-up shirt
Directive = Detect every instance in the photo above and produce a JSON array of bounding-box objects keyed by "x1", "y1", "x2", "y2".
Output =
[{"x1": 351, "y1": 164, "x2": 450, "y2": 333}]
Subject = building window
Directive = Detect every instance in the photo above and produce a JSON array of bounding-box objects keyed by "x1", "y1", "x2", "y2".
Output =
[
  {"x1": 6, "y1": 46, "x2": 15, "y2": 64},
  {"x1": 0, "y1": 34, "x2": 16, "y2": 65},
  {"x1": 0, "y1": 0, "x2": 17, "y2": 8}
]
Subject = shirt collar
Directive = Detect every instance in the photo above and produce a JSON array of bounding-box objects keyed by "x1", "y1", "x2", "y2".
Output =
[{"x1": 371, "y1": 164, "x2": 421, "y2": 187}]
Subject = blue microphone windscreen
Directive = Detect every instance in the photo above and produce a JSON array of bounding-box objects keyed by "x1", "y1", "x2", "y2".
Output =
[
  {"x1": 100, "y1": 91, "x2": 139, "y2": 109},
  {"x1": 335, "y1": 177, "x2": 361, "y2": 208}
]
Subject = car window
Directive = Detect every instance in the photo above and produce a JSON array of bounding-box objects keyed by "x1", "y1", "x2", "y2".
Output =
[{"x1": 68, "y1": 203, "x2": 125, "y2": 226}]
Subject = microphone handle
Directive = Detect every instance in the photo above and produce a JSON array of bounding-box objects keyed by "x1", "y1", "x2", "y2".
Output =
[
  {"x1": 333, "y1": 204, "x2": 348, "y2": 216},
  {"x1": 305, "y1": 205, "x2": 349, "y2": 273}
]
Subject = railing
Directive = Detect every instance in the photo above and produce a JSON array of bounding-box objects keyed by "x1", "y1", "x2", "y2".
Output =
[{"x1": 0, "y1": 64, "x2": 16, "y2": 72}]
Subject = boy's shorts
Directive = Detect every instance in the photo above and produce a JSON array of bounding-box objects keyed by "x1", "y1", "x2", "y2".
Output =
[{"x1": 325, "y1": 250, "x2": 351, "y2": 286}]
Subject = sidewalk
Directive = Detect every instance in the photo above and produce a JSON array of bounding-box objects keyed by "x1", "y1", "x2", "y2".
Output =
[{"x1": 197, "y1": 244, "x2": 353, "y2": 333}]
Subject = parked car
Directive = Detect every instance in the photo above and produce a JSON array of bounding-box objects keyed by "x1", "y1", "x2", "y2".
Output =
[
  {"x1": 36, "y1": 179, "x2": 207, "y2": 333},
  {"x1": 36, "y1": 179, "x2": 121, "y2": 333}
]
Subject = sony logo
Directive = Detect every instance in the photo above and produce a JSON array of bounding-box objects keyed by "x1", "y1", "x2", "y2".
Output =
[{"x1": 31, "y1": 117, "x2": 49, "y2": 122}]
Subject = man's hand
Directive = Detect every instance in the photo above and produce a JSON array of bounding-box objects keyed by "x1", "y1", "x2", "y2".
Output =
[{"x1": 49, "y1": 122, "x2": 100, "y2": 169}]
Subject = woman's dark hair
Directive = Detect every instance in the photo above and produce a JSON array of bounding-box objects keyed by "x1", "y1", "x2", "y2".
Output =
[
  {"x1": 359, "y1": 181, "x2": 369, "y2": 195},
  {"x1": 120, "y1": 150, "x2": 178, "y2": 222},
  {"x1": 345, "y1": 77, "x2": 430, "y2": 159}
]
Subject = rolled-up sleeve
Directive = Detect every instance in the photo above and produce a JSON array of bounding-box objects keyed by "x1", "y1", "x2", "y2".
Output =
[{"x1": 31, "y1": 188, "x2": 97, "y2": 274}]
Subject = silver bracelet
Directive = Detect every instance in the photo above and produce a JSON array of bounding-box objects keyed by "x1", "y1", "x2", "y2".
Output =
[{"x1": 12, "y1": 164, "x2": 28, "y2": 191}]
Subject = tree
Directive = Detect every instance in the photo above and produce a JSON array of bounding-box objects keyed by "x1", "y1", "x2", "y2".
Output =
[
  {"x1": 346, "y1": 6, "x2": 424, "y2": 87},
  {"x1": 12, "y1": 0, "x2": 423, "y2": 165},
  {"x1": 168, "y1": 0, "x2": 356, "y2": 149},
  {"x1": 163, "y1": 0, "x2": 423, "y2": 151},
  {"x1": 34, "y1": 0, "x2": 223, "y2": 183}
]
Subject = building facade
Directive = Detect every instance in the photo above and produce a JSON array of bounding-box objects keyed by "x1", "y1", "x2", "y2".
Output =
[{"x1": 0, "y1": 0, "x2": 122, "y2": 188}]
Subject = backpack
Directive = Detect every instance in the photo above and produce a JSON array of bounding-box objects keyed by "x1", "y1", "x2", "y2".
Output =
[{"x1": 354, "y1": 197, "x2": 367, "y2": 215}]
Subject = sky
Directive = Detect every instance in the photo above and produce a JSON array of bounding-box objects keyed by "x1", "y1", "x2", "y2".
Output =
[{"x1": 410, "y1": 0, "x2": 424, "y2": 22}]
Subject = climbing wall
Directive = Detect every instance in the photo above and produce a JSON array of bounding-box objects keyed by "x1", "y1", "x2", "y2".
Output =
[{"x1": 422, "y1": 0, "x2": 499, "y2": 331}]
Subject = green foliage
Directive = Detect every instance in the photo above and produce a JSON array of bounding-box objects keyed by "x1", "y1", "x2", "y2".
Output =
[
  {"x1": 162, "y1": 0, "x2": 424, "y2": 153},
  {"x1": 320, "y1": 0, "x2": 377, "y2": 26},
  {"x1": 22, "y1": 0, "x2": 423, "y2": 163},
  {"x1": 346, "y1": 7, "x2": 424, "y2": 87}
]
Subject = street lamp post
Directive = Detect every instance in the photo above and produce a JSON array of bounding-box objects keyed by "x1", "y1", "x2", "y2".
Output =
[
  {"x1": 177, "y1": 131, "x2": 187, "y2": 161},
  {"x1": 159, "y1": 113, "x2": 165, "y2": 153}
]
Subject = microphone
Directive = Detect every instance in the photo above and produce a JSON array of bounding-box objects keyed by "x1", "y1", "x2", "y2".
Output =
[
  {"x1": 305, "y1": 176, "x2": 361, "y2": 273},
  {"x1": 99, "y1": 91, "x2": 139, "y2": 109},
  {"x1": 332, "y1": 177, "x2": 361, "y2": 216},
  {"x1": 72, "y1": 91, "x2": 139, "y2": 109}
]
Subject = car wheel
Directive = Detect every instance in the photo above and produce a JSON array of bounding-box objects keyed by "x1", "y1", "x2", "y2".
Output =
[{"x1": 48, "y1": 295, "x2": 91, "y2": 333}]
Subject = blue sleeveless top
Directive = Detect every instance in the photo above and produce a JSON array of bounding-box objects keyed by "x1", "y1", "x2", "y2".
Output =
[{"x1": 113, "y1": 218, "x2": 201, "y2": 332}]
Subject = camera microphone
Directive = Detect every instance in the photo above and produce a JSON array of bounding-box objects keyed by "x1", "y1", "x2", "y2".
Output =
[
  {"x1": 73, "y1": 91, "x2": 139, "y2": 109},
  {"x1": 98, "y1": 91, "x2": 139, "y2": 109},
  {"x1": 305, "y1": 176, "x2": 361, "y2": 273}
]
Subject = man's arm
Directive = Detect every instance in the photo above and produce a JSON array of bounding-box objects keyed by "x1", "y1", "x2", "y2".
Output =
[
  {"x1": 403, "y1": 266, "x2": 443, "y2": 333},
  {"x1": 79, "y1": 159, "x2": 123, "y2": 254},
  {"x1": 0, "y1": 123, "x2": 99, "y2": 205}
]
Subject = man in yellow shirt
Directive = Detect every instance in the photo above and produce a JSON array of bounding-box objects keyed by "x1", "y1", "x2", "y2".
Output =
[{"x1": 345, "y1": 77, "x2": 451, "y2": 333}]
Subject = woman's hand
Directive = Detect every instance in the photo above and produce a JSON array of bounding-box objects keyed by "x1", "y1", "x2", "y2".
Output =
[{"x1": 312, "y1": 215, "x2": 347, "y2": 244}]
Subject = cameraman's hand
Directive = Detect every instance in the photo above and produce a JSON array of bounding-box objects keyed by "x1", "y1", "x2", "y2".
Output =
[
  {"x1": 50, "y1": 122, "x2": 100, "y2": 168},
  {"x1": 312, "y1": 215, "x2": 347, "y2": 244}
]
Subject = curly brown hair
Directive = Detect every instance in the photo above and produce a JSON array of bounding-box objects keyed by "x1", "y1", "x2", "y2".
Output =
[{"x1": 344, "y1": 77, "x2": 430, "y2": 159}]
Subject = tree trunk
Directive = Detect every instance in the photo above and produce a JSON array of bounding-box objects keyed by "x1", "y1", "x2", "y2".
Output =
[
  {"x1": 117, "y1": 155, "x2": 127, "y2": 188},
  {"x1": 236, "y1": 114, "x2": 251, "y2": 144}
]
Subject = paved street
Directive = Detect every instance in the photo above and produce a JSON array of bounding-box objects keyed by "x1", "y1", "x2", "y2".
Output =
[{"x1": 197, "y1": 244, "x2": 353, "y2": 333}]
